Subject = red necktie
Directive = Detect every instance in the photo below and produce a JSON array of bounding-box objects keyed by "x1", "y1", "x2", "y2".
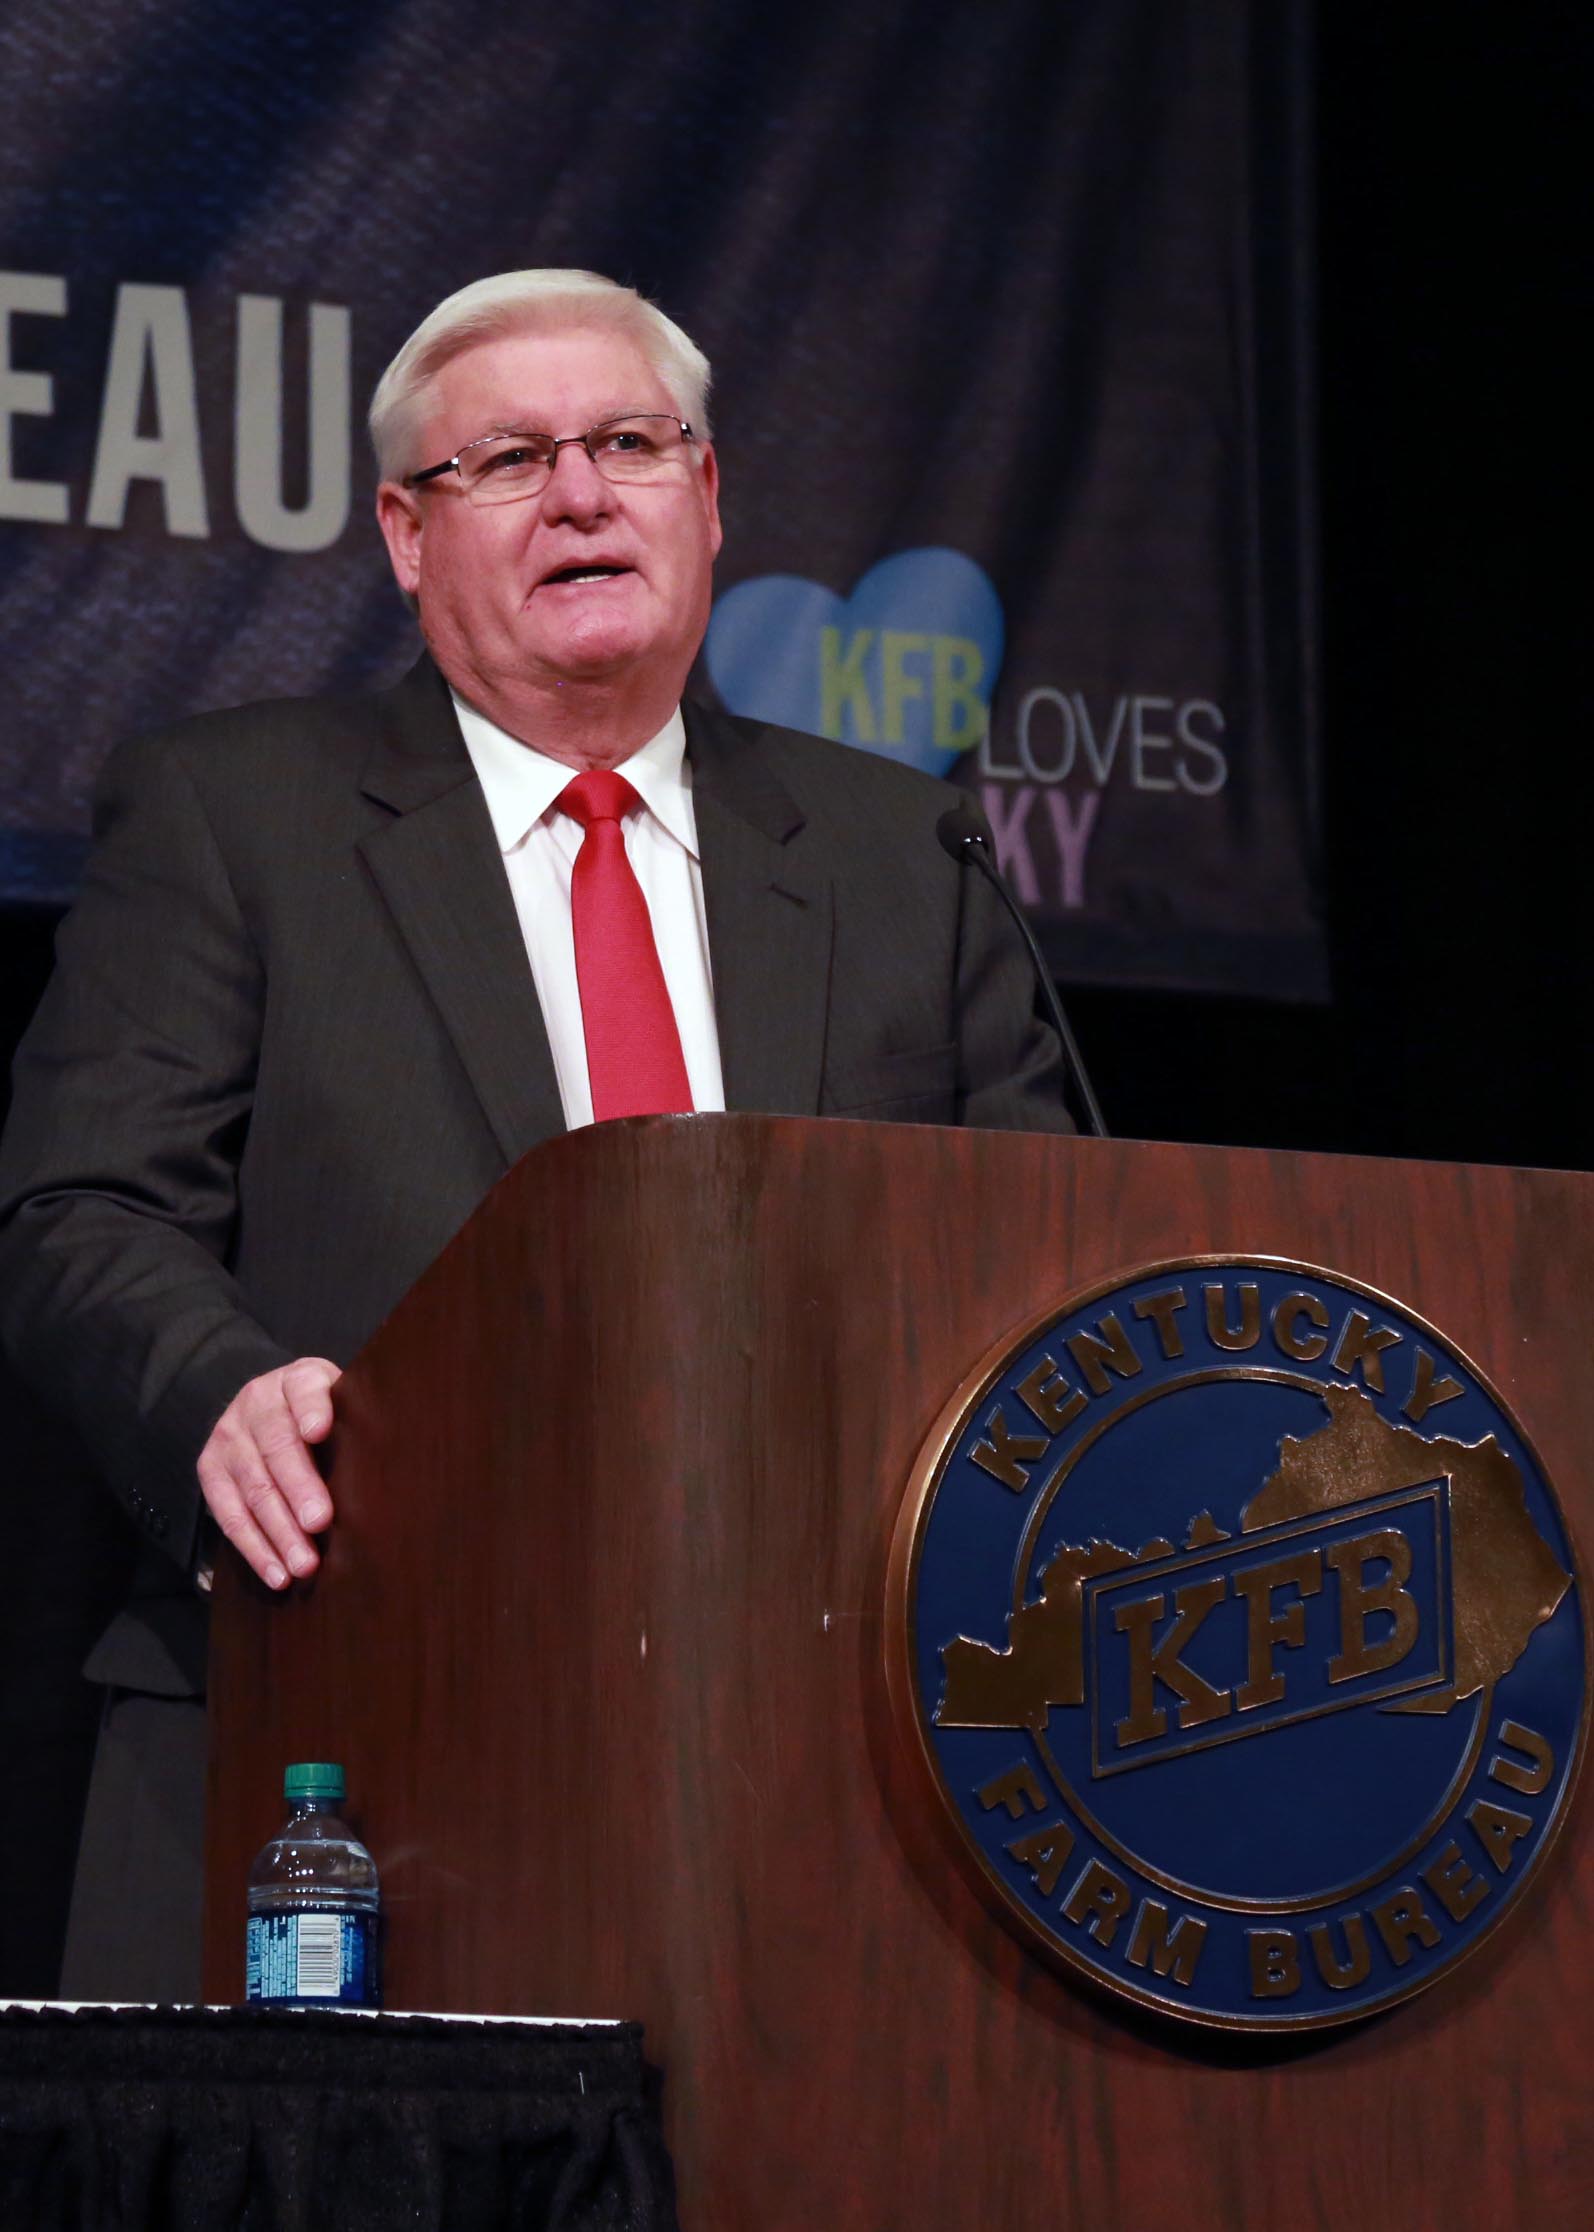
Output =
[{"x1": 557, "y1": 770, "x2": 694, "y2": 1121}]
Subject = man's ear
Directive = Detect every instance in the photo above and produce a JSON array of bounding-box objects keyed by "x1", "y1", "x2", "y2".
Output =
[
  {"x1": 376, "y1": 480, "x2": 424, "y2": 596},
  {"x1": 698, "y1": 442, "x2": 723, "y2": 561}
]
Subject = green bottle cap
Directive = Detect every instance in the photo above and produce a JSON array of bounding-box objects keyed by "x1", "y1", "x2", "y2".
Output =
[{"x1": 283, "y1": 1761, "x2": 345, "y2": 1802}]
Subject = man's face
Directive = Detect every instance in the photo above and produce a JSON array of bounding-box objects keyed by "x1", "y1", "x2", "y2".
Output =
[{"x1": 378, "y1": 324, "x2": 722, "y2": 710}]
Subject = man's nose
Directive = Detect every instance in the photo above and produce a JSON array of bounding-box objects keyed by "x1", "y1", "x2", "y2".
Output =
[{"x1": 539, "y1": 441, "x2": 612, "y2": 521}]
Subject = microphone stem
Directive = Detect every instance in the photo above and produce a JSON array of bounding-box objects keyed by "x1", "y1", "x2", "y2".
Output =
[{"x1": 963, "y1": 840, "x2": 1109, "y2": 1139}]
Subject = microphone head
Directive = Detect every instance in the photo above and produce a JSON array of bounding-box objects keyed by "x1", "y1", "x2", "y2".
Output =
[{"x1": 935, "y1": 803, "x2": 988, "y2": 861}]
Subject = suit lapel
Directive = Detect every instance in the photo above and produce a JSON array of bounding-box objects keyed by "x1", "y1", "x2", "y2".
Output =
[
  {"x1": 687, "y1": 702, "x2": 832, "y2": 1115},
  {"x1": 356, "y1": 659, "x2": 565, "y2": 1165},
  {"x1": 351, "y1": 670, "x2": 831, "y2": 1143}
]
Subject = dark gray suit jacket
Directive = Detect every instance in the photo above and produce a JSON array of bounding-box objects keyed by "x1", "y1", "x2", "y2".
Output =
[{"x1": 0, "y1": 655, "x2": 1069, "y2": 1702}]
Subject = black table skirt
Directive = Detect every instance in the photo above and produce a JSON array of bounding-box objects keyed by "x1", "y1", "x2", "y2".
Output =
[{"x1": 0, "y1": 2003, "x2": 677, "y2": 2231}]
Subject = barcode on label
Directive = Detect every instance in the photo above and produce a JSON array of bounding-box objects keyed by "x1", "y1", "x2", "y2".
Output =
[{"x1": 294, "y1": 1913, "x2": 342, "y2": 1997}]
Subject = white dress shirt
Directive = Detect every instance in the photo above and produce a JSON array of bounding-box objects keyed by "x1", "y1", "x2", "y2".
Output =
[{"x1": 452, "y1": 691, "x2": 725, "y2": 1131}]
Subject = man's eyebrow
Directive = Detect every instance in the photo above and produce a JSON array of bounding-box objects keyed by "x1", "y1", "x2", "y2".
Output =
[{"x1": 479, "y1": 403, "x2": 662, "y2": 435}]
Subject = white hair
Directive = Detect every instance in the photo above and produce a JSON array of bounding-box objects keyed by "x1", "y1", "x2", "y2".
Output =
[{"x1": 368, "y1": 269, "x2": 713, "y2": 481}]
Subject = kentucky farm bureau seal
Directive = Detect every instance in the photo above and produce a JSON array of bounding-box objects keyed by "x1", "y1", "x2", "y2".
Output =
[{"x1": 889, "y1": 1258, "x2": 1587, "y2": 2030}]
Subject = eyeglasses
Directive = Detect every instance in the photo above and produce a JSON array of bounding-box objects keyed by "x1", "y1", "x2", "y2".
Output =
[{"x1": 405, "y1": 413, "x2": 698, "y2": 505}]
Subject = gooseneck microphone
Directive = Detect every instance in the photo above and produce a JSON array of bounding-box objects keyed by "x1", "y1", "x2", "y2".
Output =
[{"x1": 936, "y1": 803, "x2": 1109, "y2": 1138}]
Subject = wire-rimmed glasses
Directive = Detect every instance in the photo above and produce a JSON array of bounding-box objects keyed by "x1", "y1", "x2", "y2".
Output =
[{"x1": 405, "y1": 414, "x2": 697, "y2": 505}]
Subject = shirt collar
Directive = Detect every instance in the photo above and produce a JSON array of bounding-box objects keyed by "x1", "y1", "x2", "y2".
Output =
[{"x1": 451, "y1": 690, "x2": 696, "y2": 857}]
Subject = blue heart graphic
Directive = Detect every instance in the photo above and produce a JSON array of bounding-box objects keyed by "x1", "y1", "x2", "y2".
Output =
[{"x1": 705, "y1": 547, "x2": 1005, "y2": 779}]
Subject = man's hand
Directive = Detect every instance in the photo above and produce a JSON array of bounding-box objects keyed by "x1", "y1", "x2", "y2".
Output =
[{"x1": 197, "y1": 1357, "x2": 342, "y2": 1589}]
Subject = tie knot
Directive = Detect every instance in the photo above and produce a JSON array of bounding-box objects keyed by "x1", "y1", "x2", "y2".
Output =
[{"x1": 558, "y1": 769, "x2": 641, "y2": 831}]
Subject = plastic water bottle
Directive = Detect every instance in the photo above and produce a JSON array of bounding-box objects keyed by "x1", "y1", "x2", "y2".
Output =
[{"x1": 246, "y1": 1762, "x2": 381, "y2": 2007}]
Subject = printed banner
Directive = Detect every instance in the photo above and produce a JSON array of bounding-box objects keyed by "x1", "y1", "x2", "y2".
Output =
[{"x1": 0, "y1": 0, "x2": 1321, "y2": 995}]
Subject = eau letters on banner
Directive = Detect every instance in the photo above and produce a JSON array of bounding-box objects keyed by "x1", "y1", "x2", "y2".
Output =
[{"x1": 0, "y1": 270, "x2": 350, "y2": 552}]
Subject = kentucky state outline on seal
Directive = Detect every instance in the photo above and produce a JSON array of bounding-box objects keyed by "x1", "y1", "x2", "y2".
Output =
[{"x1": 888, "y1": 1258, "x2": 1588, "y2": 2030}]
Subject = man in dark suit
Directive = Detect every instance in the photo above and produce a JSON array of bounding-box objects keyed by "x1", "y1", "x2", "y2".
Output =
[{"x1": 0, "y1": 270, "x2": 1069, "y2": 1997}]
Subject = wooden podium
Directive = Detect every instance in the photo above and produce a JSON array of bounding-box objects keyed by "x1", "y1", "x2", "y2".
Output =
[{"x1": 203, "y1": 1116, "x2": 1594, "y2": 2230}]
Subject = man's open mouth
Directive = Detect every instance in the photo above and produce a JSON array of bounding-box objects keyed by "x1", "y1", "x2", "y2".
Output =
[{"x1": 540, "y1": 563, "x2": 631, "y2": 587}]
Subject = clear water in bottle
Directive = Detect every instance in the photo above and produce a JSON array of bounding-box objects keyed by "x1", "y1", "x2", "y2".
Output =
[{"x1": 246, "y1": 1761, "x2": 381, "y2": 2007}]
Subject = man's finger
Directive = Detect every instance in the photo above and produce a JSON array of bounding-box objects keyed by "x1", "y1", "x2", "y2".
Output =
[
  {"x1": 254, "y1": 1411, "x2": 334, "y2": 1531},
  {"x1": 239, "y1": 1459, "x2": 323, "y2": 1580},
  {"x1": 282, "y1": 1357, "x2": 341, "y2": 1445},
  {"x1": 199, "y1": 1451, "x2": 293, "y2": 1590}
]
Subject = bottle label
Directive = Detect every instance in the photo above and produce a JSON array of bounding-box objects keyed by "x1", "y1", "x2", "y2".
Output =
[{"x1": 246, "y1": 1910, "x2": 380, "y2": 2006}]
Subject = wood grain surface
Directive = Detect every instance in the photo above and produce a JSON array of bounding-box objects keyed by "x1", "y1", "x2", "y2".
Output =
[{"x1": 204, "y1": 1117, "x2": 1594, "y2": 2230}]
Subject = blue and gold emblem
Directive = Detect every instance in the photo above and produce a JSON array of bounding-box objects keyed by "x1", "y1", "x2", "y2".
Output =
[{"x1": 888, "y1": 1259, "x2": 1587, "y2": 2029}]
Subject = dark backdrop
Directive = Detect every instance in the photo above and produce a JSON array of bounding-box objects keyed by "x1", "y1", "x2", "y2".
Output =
[{"x1": 1, "y1": 5, "x2": 1586, "y2": 1996}]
